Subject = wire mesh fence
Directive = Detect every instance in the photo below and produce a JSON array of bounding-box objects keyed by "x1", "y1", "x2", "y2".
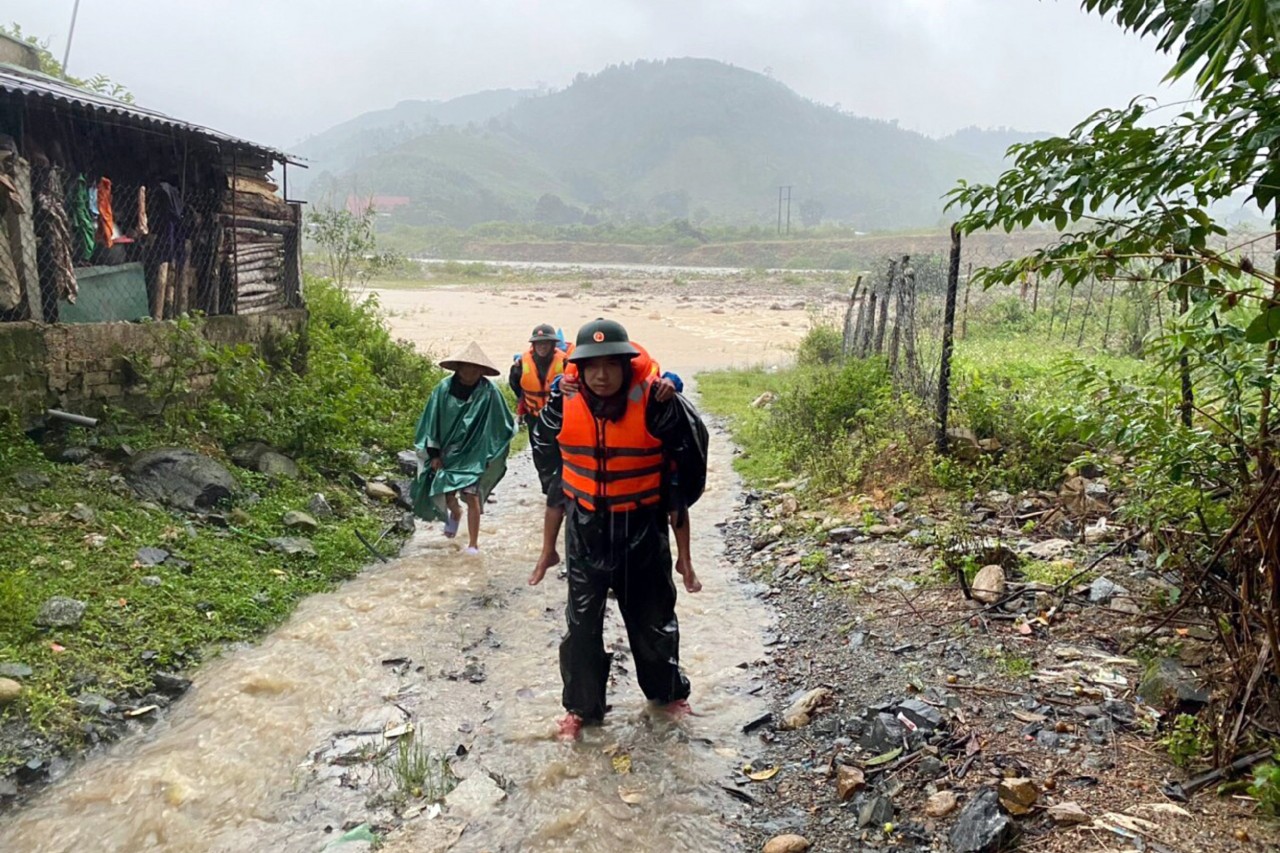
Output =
[
  {"x1": 9, "y1": 171, "x2": 304, "y2": 325},
  {"x1": 839, "y1": 231, "x2": 1177, "y2": 450}
]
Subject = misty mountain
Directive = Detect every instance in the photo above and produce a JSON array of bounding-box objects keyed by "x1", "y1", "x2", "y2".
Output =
[
  {"x1": 290, "y1": 89, "x2": 535, "y2": 194},
  {"x1": 304, "y1": 58, "x2": 1027, "y2": 229},
  {"x1": 938, "y1": 126, "x2": 1047, "y2": 164}
]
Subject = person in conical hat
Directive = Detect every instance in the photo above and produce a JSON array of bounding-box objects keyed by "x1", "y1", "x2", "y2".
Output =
[{"x1": 411, "y1": 341, "x2": 516, "y2": 555}]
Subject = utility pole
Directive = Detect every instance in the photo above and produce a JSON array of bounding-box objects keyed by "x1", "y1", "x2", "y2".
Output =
[
  {"x1": 777, "y1": 186, "x2": 783, "y2": 236},
  {"x1": 785, "y1": 186, "x2": 792, "y2": 235},
  {"x1": 62, "y1": 0, "x2": 83, "y2": 73},
  {"x1": 777, "y1": 185, "x2": 792, "y2": 236}
]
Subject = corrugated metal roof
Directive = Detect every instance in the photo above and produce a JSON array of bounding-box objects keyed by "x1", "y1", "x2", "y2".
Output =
[{"x1": 0, "y1": 62, "x2": 289, "y2": 161}]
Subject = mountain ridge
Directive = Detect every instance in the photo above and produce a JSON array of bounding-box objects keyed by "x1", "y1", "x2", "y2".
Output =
[{"x1": 299, "y1": 58, "x2": 1042, "y2": 229}]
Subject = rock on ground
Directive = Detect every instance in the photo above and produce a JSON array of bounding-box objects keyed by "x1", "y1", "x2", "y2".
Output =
[
  {"x1": 308, "y1": 493, "x2": 335, "y2": 520},
  {"x1": 925, "y1": 790, "x2": 958, "y2": 817},
  {"x1": 1138, "y1": 657, "x2": 1210, "y2": 711},
  {"x1": 366, "y1": 482, "x2": 398, "y2": 501},
  {"x1": 125, "y1": 448, "x2": 235, "y2": 511},
  {"x1": 950, "y1": 787, "x2": 1015, "y2": 853},
  {"x1": 267, "y1": 537, "x2": 317, "y2": 557},
  {"x1": 230, "y1": 441, "x2": 300, "y2": 479},
  {"x1": 0, "y1": 663, "x2": 33, "y2": 679},
  {"x1": 35, "y1": 596, "x2": 87, "y2": 628},
  {"x1": 971, "y1": 564, "x2": 1006, "y2": 604},
  {"x1": 444, "y1": 773, "x2": 506, "y2": 818},
  {"x1": 762, "y1": 835, "x2": 810, "y2": 853},
  {"x1": 282, "y1": 510, "x2": 319, "y2": 532},
  {"x1": 0, "y1": 678, "x2": 21, "y2": 705}
]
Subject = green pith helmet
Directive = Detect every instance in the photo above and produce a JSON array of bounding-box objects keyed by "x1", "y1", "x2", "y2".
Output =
[
  {"x1": 529, "y1": 323, "x2": 558, "y2": 343},
  {"x1": 568, "y1": 318, "x2": 640, "y2": 362}
]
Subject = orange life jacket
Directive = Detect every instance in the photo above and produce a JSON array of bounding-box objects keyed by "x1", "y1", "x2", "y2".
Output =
[
  {"x1": 520, "y1": 349, "x2": 566, "y2": 416},
  {"x1": 560, "y1": 374, "x2": 663, "y2": 512}
]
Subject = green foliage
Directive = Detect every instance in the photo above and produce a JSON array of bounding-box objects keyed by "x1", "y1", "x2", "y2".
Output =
[
  {"x1": 0, "y1": 279, "x2": 442, "y2": 770},
  {"x1": 1081, "y1": 1, "x2": 1280, "y2": 93},
  {"x1": 800, "y1": 551, "x2": 828, "y2": 573},
  {"x1": 0, "y1": 421, "x2": 396, "y2": 742},
  {"x1": 1, "y1": 23, "x2": 134, "y2": 102},
  {"x1": 700, "y1": 358, "x2": 922, "y2": 496},
  {"x1": 1021, "y1": 558, "x2": 1083, "y2": 586},
  {"x1": 999, "y1": 654, "x2": 1034, "y2": 678},
  {"x1": 1160, "y1": 713, "x2": 1213, "y2": 768},
  {"x1": 1249, "y1": 754, "x2": 1280, "y2": 816},
  {"x1": 170, "y1": 278, "x2": 441, "y2": 467},
  {"x1": 306, "y1": 204, "x2": 405, "y2": 289},
  {"x1": 430, "y1": 260, "x2": 497, "y2": 278},
  {"x1": 795, "y1": 324, "x2": 844, "y2": 367}
]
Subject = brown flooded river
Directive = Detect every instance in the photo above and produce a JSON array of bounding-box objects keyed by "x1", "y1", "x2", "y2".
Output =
[{"x1": 4, "y1": 280, "x2": 814, "y2": 852}]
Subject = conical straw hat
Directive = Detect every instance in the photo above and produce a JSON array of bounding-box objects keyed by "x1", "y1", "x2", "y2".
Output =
[{"x1": 440, "y1": 341, "x2": 500, "y2": 376}]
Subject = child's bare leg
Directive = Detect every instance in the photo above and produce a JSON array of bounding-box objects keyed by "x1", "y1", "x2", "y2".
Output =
[
  {"x1": 463, "y1": 492, "x2": 482, "y2": 551},
  {"x1": 670, "y1": 511, "x2": 701, "y2": 593},
  {"x1": 444, "y1": 492, "x2": 463, "y2": 537}
]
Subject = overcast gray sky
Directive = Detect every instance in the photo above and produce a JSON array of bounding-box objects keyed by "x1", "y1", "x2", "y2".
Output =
[{"x1": 9, "y1": 0, "x2": 1189, "y2": 149}]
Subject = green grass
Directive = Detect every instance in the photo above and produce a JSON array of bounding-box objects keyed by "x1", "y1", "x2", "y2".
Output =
[
  {"x1": 0, "y1": 276, "x2": 443, "y2": 770},
  {"x1": 380, "y1": 734, "x2": 457, "y2": 801},
  {"x1": 0, "y1": 429, "x2": 396, "y2": 748},
  {"x1": 695, "y1": 367, "x2": 793, "y2": 486},
  {"x1": 1020, "y1": 558, "x2": 1085, "y2": 586}
]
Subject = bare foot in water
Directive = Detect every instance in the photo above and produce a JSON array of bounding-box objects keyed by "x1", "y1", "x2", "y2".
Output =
[
  {"x1": 676, "y1": 556, "x2": 702, "y2": 593},
  {"x1": 529, "y1": 549, "x2": 561, "y2": 585}
]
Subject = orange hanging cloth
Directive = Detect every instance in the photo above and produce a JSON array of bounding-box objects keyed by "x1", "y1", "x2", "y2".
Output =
[{"x1": 95, "y1": 177, "x2": 116, "y2": 249}]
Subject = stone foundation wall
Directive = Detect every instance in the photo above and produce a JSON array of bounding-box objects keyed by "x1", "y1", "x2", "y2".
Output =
[{"x1": 0, "y1": 310, "x2": 307, "y2": 425}]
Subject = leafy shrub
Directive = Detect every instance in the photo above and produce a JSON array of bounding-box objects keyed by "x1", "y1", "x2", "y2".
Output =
[
  {"x1": 796, "y1": 324, "x2": 844, "y2": 367},
  {"x1": 155, "y1": 277, "x2": 441, "y2": 467},
  {"x1": 1160, "y1": 713, "x2": 1213, "y2": 768},
  {"x1": 761, "y1": 358, "x2": 897, "y2": 491},
  {"x1": 1249, "y1": 755, "x2": 1280, "y2": 816}
]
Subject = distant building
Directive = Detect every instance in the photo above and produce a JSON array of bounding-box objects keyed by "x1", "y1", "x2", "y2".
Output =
[
  {"x1": 346, "y1": 194, "x2": 411, "y2": 216},
  {"x1": 0, "y1": 40, "x2": 306, "y2": 421}
]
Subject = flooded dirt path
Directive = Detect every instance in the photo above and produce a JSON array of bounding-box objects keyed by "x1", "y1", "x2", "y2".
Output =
[{"x1": 5, "y1": 281, "x2": 797, "y2": 851}]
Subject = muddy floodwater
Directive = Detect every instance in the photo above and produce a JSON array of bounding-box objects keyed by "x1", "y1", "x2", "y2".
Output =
[{"x1": 5, "y1": 280, "x2": 804, "y2": 852}]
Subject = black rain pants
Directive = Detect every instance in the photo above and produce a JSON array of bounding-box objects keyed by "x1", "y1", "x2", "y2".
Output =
[{"x1": 559, "y1": 502, "x2": 690, "y2": 721}]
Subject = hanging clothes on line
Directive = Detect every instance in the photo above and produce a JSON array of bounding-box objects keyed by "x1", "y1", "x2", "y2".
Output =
[
  {"x1": 94, "y1": 175, "x2": 128, "y2": 247},
  {"x1": 135, "y1": 185, "x2": 149, "y2": 237},
  {"x1": 32, "y1": 165, "x2": 77, "y2": 305},
  {"x1": 0, "y1": 151, "x2": 24, "y2": 312},
  {"x1": 68, "y1": 174, "x2": 95, "y2": 261}
]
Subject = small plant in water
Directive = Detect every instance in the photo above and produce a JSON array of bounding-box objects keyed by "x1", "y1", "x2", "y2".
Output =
[{"x1": 381, "y1": 734, "x2": 457, "y2": 801}]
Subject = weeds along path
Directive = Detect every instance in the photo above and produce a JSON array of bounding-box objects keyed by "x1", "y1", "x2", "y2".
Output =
[{"x1": 5, "y1": 281, "x2": 789, "y2": 852}]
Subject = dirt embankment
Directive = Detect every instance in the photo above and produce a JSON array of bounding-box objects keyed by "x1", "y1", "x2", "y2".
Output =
[{"x1": 454, "y1": 231, "x2": 1053, "y2": 271}]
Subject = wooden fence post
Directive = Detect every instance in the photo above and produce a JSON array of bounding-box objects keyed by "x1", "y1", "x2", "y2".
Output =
[
  {"x1": 875, "y1": 257, "x2": 899, "y2": 355},
  {"x1": 937, "y1": 226, "x2": 962, "y2": 454}
]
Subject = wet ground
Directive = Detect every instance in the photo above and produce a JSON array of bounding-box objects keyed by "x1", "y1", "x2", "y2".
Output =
[{"x1": 6, "y1": 422, "x2": 775, "y2": 852}]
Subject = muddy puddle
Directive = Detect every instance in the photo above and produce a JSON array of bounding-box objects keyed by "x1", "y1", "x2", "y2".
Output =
[{"x1": 6, "y1": 406, "x2": 772, "y2": 852}]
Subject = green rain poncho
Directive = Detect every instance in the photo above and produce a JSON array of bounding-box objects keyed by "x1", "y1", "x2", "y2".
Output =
[{"x1": 410, "y1": 376, "x2": 516, "y2": 522}]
